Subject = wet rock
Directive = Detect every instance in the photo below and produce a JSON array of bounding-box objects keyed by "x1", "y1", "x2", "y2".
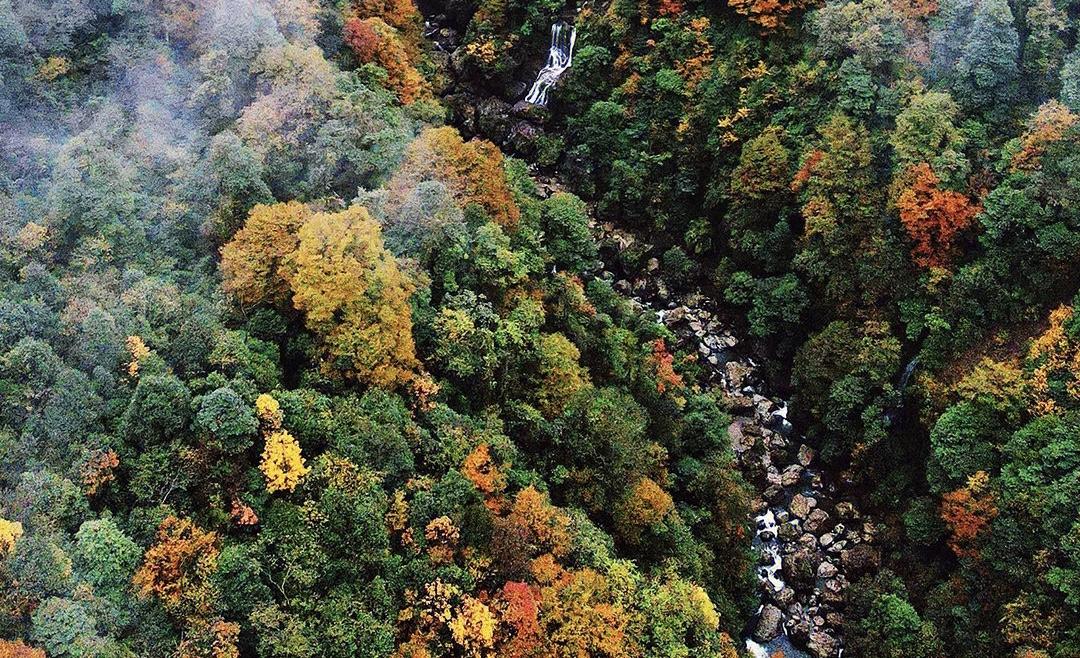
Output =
[
  {"x1": 835, "y1": 501, "x2": 858, "y2": 520},
  {"x1": 805, "y1": 508, "x2": 831, "y2": 535},
  {"x1": 819, "y1": 533, "x2": 835, "y2": 547},
  {"x1": 476, "y1": 97, "x2": 513, "y2": 142},
  {"x1": 754, "y1": 605, "x2": 783, "y2": 642},
  {"x1": 790, "y1": 493, "x2": 816, "y2": 519},
  {"x1": 808, "y1": 630, "x2": 840, "y2": 658},
  {"x1": 778, "y1": 521, "x2": 800, "y2": 541},
  {"x1": 816, "y1": 561, "x2": 838, "y2": 579},
  {"x1": 774, "y1": 586, "x2": 795, "y2": 606},
  {"x1": 797, "y1": 444, "x2": 815, "y2": 466},
  {"x1": 841, "y1": 543, "x2": 880, "y2": 577},
  {"x1": 783, "y1": 547, "x2": 818, "y2": 585},
  {"x1": 781, "y1": 464, "x2": 804, "y2": 486}
]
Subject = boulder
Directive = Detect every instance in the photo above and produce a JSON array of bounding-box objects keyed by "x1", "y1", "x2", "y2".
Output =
[
  {"x1": 790, "y1": 493, "x2": 816, "y2": 519},
  {"x1": 835, "y1": 501, "x2": 858, "y2": 520},
  {"x1": 797, "y1": 444, "x2": 815, "y2": 466},
  {"x1": 841, "y1": 543, "x2": 880, "y2": 577},
  {"x1": 805, "y1": 508, "x2": 831, "y2": 535},
  {"x1": 781, "y1": 464, "x2": 804, "y2": 486},
  {"x1": 816, "y1": 561, "x2": 838, "y2": 579},
  {"x1": 808, "y1": 631, "x2": 840, "y2": 658},
  {"x1": 753, "y1": 605, "x2": 783, "y2": 642}
]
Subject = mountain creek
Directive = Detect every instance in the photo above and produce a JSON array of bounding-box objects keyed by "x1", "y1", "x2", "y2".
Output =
[{"x1": 420, "y1": 14, "x2": 881, "y2": 657}]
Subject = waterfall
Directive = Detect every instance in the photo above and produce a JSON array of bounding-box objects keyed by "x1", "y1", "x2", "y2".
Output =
[{"x1": 525, "y1": 22, "x2": 577, "y2": 106}]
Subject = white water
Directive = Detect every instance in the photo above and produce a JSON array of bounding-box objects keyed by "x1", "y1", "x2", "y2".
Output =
[
  {"x1": 746, "y1": 638, "x2": 770, "y2": 658},
  {"x1": 525, "y1": 22, "x2": 577, "y2": 105},
  {"x1": 754, "y1": 510, "x2": 786, "y2": 592}
]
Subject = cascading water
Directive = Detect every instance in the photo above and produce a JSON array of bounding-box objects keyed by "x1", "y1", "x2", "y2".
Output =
[{"x1": 525, "y1": 22, "x2": 577, "y2": 105}]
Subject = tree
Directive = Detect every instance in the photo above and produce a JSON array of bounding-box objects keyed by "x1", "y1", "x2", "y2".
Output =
[
  {"x1": 344, "y1": 17, "x2": 427, "y2": 104},
  {"x1": 0, "y1": 640, "x2": 45, "y2": 658},
  {"x1": 260, "y1": 430, "x2": 309, "y2": 493},
  {"x1": 895, "y1": 163, "x2": 980, "y2": 269},
  {"x1": 388, "y1": 127, "x2": 520, "y2": 230},
  {"x1": 220, "y1": 201, "x2": 308, "y2": 308},
  {"x1": 539, "y1": 193, "x2": 597, "y2": 273},
  {"x1": 195, "y1": 387, "x2": 259, "y2": 454},
  {"x1": 940, "y1": 471, "x2": 998, "y2": 559},
  {"x1": 535, "y1": 333, "x2": 591, "y2": 418},
  {"x1": 134, "y1": 516, "x2": 220, "y2": 619},
  {"x1": 852, "y1": 594, "x2": 942, "y2": 658},
  {"x1": 285, "y1": 205, "x2": 420, "y2": 388},
  {"x1": 953, "y1": 0, "x2": 1019, "y2": 118},
  {"x1": 728, "y1": 0, "x2": 816, "y2": 32},
  {"x1": 890, "y1": 91, "x2": 969, "y2": 189},
  {"x1": 927, "y1": 402, "x2": 999, "y2": 493}
]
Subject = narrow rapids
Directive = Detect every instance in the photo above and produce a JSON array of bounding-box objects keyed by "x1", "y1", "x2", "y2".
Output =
[{"x1": 525, "y1": 22, "x2": 576, "y2": 105}]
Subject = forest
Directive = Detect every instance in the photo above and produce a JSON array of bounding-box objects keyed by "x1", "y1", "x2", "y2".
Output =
[{"x1": 0, "y1": 0, "x2": 1078, "y2": 657}]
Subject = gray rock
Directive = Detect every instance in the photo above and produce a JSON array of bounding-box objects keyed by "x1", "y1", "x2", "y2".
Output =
[
  {"x1": 781, "y1": 464, "x2": 804, "y2": 486},
  {"x1": 754, "y1": 605, "x2": 783, "y2": 642},
  {"x1": 805, "y1": 508, "x2": 831, "y2": 534},
  {"x1": 790, "y1": 493, "x2": 816, "y2": 519},
  {"x1": 808, "y1": 631, "x2": 840, "y2": 658},
  {"x1": 817, "y1": 561, "x2": 838, "y2": 579}
]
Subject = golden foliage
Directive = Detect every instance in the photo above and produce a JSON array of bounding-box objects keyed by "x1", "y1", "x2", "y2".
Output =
[
  {"x1": 0, "y1": 518, "x2": 24, "y2": 555},
  {"x1": 1011, "y1": 101, "x2": 1078, "y2": 172},
  {"x1": 255, "y1": 393, "x2": 283, "y2": 430},
  {"x1": 449, "y1": 595, "x2": 498, "y2": 657},
  {"x1": 81, "y1": 449, "x2": 119, "y2": 497},
  {"x1": 220, "y1": 201, "x2": 308, "y2": 308},
  {"x1": 424, "y1": 516, "x2": 460, "y2": 565},
  {"x1": 389, "y1": 127, "x2": 521, "y2": 230},
  {"x1": 1027, "y1": 305, "x2": 1080, "y2": 415},
  {"x1": 940, "y1": 471, "x2": 998, "y2": 559},
  {"x1": 728, "y1": 0, "x2": 818, "y2": 32},
  {"x1": 535, "y1": 333, "x2": 591, "y2": 418},
  {"x1": 0, "y1": 640, "x2": 46, "y2": 658},
  {"x1": 133, "y1": 516, "x2": 219, "y2": 618},
  {"x1": 126, "y1": 335, "x2": 151, "y2": 377},
  {"x1": 286, "y1": 205, "x2": 421, "y2": 388},
  {"x1": 615, "y1": 477, "x2": 674, "y2": 543},
  {"x1": 260, "y1": 430, "x2": 309, "y2": 493}
]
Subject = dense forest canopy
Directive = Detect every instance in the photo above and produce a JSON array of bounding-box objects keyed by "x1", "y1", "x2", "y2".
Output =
[{"x1": 0, "y1": 0, "x2": 1079, "y2": 657}]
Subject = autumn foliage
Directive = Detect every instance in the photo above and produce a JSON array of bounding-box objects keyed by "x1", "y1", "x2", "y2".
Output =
[
  {"x1": 0, "y1": 640, "x2": 45, "y2": 658},
  {"x1": 344, "y1": 17, "x2": 428, "y2": 104},
  {"x1": 728, "y1": 0, "x2": 817, "y2": 32},
  {"x1": 895, "y1": 163, "x2": 980, "y2": 269},
  {"x1": 940, "y1": 471, "x2": 998, "y2": 559},
  {"x1": 389, "y1": 127, "x2": 521, "y2": 230}
]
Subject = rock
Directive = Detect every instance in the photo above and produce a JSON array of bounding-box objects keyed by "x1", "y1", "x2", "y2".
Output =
[
  {"x1": 797, "y1": 444, "x2": 815, "y2": 466},
  {"x1": 476, "y1": 97, "x2": 513, "y2": 142},
  {"x1": 817, "y1": 560, "x2": 838, "y2": 579},
  {"x1": 781, "y1": 464, "x2": 804, "y2": 486},
  {"x1": 821, "y1": 577, "x2": 846, "y2": 604},
  {"x1": 808, "y1": 630, "x2": 840, "y2": 658},
  {"x1": 774, "y1": 586, "x2": 795, "y2": 606},
  {"x1": 805, "y1": 508, "x2": 831, "y2": 534},
  {"x1": 841, "y1": 544, "x2": 880, "y2": 577},
  {"x1": 753, "y1": 605, "x2": 783, "y2": 642},
  {"x1": 508, "y1": 121, "x2": 542, "y2": 154},
  {"x1": 727, "y1": 394, "x2": 755, "y2": 413},
  {"x1": 729, "y1": 420, "x2": 754, "y2": 453},
  {"x1": 778, "y1": 521, "x2": 800, "y2": 541},
  {"x1": 790, "y1": 493, "x2": 816, "y2": 519},
  {"x1": 835, "y1": 501, "x2": 858, "y2": 520},
  {"x1": 826, "y1": 612, "x2": 843, "y2": 628},
  {"x1": 783, "y1": 547, "x2": 818, "y2": 585},
  {"x1": 819, "y1": 533, "x2": 835, "y2": 547}
]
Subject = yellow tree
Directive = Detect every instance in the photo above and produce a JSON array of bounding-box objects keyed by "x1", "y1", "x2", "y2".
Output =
[
  {"x1": 285, "y1": 205, "x2": 420, "y2": 388},
  {"x1": 388, "y1": 127, "x2": 521, "y2": 230},
  {"x1": 260, "y1": 430, "x2": 309, "y2": 493},
  {"x1": 220, "y1": 201, "x2": 308, "y2": 308}
]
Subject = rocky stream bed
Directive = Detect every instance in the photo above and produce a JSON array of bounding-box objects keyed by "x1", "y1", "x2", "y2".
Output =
[{"x1": 594, "y1": 224, "x2": 882, "y2": 658}]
